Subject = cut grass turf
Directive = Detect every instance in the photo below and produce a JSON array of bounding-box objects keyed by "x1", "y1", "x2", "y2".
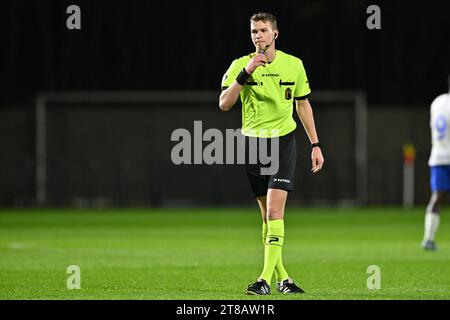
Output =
[{"x1": 0, "y1": 207, "x2": 449, "y2": 300}]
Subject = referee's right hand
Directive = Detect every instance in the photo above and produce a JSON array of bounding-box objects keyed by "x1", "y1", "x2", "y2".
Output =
[{"x1": 245, "y1": 53, "x2": 268, "y2": 74}]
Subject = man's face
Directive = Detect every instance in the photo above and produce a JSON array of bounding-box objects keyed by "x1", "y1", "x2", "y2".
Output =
[{"x1": 250, "y1": 20, "x2": 277, "y2": 52}]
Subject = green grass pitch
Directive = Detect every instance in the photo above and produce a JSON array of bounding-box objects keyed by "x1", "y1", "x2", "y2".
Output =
[{"x1": 0, "y1": 207, "x2": 449, "y2": 300}]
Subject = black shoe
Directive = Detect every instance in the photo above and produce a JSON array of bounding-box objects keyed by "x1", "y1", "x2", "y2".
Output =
[
  {"x1": 421, "y1": 240, "x2": 437, "y2": 251},
  {"x1": 276, "y1": 278, "x2": 305, "y2": 294},
  {"x1": 246, "y1": 278, "x2": 270, "y2": 295}
]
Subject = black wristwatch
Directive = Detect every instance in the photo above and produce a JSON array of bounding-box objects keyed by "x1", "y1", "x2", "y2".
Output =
[{"x1": 311, "y1": 142, "x2": 321, "y2": 149}]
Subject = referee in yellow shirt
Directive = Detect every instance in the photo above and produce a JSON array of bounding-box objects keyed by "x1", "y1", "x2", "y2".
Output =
[{"x1": 219, "y1": 12, "x2": 324, "y2": 295}]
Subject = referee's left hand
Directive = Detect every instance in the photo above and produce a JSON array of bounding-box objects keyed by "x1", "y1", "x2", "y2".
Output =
[{"x1": 311, "y1": 147, "x2": 324, "y2": 173}]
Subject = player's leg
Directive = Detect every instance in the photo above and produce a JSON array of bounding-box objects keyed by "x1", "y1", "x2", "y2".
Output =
[
  {"x1": 422, "y1": 191, "x2": 444, "y2": 250},
  {"x1": 257, "y1": 195, "x2": 289, "y2": 282},
  {"x1": 259, "y1": 188, "x2": 305, "y2": 293},
  {"x1": 257, "y1": 196, "x2": 268, "y2": 247},
  {"x1": 246, "y1": 132, "x2": 303, "y2": 294},
  {"x1": 245, "y1": 138, "x2": 272, "y2": 295},
  {"x1": 422, "y1": 165, "x2": 449, "y2": 250},
  {"x1": 260, "y1": 131, "x2": 303, "y2": 293},
  {"x1": 259, "y1": 188, "x2": 286, "y2": 283}
]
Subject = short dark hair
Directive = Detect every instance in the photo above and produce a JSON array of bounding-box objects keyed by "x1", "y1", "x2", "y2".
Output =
[{"x1": 250, "y1": 12, "x2": 278, "y2": 30}]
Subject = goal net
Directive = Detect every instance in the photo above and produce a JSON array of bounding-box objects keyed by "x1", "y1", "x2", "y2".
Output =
[{"x1": 35, "y1": 90, "x2": 367, "y2": 207}]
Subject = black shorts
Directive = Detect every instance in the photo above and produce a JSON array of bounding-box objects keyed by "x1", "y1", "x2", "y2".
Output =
[{"x1": 244, "y1": 130, "x2": 297, "y2": 197}]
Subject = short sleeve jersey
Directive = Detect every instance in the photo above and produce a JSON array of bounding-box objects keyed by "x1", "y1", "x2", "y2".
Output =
[
  {"x1": 429, "y1": 93, "x2": 450, "y2": 166},
  {"x1": 221, "y1": 50, "x2": 311, "y2": 138}
]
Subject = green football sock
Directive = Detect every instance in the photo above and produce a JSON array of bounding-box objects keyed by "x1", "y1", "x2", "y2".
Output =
[
  {"x1": 260, "y1": 219, "x2": 285, "y2": 283},
  {"x1": 262, "y1": 222, "x2": 267, "y2": 245},
  {"x1": 262, "y1": 222, "x2": 289, "y2": 282}
]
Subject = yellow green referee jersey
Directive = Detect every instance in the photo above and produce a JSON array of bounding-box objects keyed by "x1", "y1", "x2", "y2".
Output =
[{"x1": 221, "y1": 50, "x2": 311, "y2": 138}]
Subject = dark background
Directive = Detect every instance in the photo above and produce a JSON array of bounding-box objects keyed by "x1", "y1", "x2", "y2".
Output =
[
  {"x1": 1, "y1": 0, "x2": 449, "y2": 207},
  {"x1": 2, "y1": 0, "x2": 449, "y2": 105}
]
